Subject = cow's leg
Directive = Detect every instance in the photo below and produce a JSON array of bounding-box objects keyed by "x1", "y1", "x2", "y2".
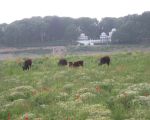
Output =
[
  {"x1": 27, "y1": 66, "x2": 29, "y2": 70},
  {"x1": 107, "y1": 62, "x2": 110, "y2": 66}
]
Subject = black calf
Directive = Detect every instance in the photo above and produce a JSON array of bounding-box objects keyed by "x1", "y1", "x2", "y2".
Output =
[
  {"x1": 58, "y1": 59, "x2": 68, "y2": 66},
  {"x1": 99, "y1": 56, "x2": 110, "y2": 66},
  {"x1": 22, "y1": 59, "x2": 32, "y2": 70}
]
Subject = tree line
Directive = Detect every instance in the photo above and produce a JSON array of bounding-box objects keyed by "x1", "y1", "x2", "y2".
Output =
[{"x1": 0, "y1": 11, "x2": 150, "y2": 47}]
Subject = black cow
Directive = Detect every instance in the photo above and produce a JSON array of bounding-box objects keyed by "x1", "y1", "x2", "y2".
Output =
[
  {"x1": 69, "y1": 60, "x2": 84, "y2": 67},
  {"x1": 22, "y1": 59, "x2": 32, "y2": 70},
  {"x1": 99, "y1": 56, "x2": 110, "y2": 66},
  {"x1": 58, "y1": 59, "x2": 68, "y2": 66}
]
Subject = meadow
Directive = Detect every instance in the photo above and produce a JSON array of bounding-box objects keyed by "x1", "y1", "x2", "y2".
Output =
[{"x1": 0, "y1": 51, "x2": 150, "y2": 120}]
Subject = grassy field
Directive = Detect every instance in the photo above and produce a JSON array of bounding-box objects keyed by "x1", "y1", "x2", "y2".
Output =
[{"x1": 0, "y1": 52, "x2": 150, "y2": 120}]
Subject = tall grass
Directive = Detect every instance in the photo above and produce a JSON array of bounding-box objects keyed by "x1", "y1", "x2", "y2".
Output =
[{"x1": 0, "y1": 52, "x2": 150, "y2": 119}]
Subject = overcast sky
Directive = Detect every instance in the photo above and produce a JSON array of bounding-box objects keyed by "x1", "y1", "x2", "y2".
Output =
[{"x1": 0, "y1": 0, "x2": 150, "y2": 24}]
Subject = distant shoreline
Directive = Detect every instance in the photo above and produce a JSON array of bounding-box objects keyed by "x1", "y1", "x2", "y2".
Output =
[{"x1": 0, "y1": 44, "x2": 150, "y2": 60}]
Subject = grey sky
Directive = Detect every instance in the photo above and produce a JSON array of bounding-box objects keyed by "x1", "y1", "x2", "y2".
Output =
[{"x1": 0, "y1": 0, "x2": 149, "y2": 24}]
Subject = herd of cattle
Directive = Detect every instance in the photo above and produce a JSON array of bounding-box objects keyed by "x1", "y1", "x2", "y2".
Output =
[{"x1": 22, "y1": 56, "x2": 110, "y2": 71}]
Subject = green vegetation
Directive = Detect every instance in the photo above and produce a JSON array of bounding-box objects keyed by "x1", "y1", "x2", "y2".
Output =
[
  {"x1": 0, "y1": 52, "x2": 150, "y2": 120},
  {"x1": 1, "y1": 11, "x2": 150, "y2": 47}
]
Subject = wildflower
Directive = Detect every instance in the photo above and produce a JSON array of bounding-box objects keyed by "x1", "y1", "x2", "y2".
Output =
[
  {"x1": 42, "y1": 87, "x2": 50, "y2": 92},
  {"x1": 144, "y1": 93, "x2": 149, "y2": 97},
  {"x1": 96, "y1": 86, "x2": 101, "y2": 93},
  {"x1": 25, "y1": 113, "x2": 28, "y2": 120},
  {"x1": 22, "y1": 113, "x2": 35, "y2": 120},
  {"x1": 123, "y1": 92, "x2": 128, "y2": 97},
  {"x1": 8, "y1": 112, "x2": 10, "y2": 120},
  {"x1": 80, "y1": 92, "x2": 96, "y2": 101},
  {"x1": 32, "y1": 91, "x2": 37, "y2": 96},
  {"x1": 67, "y1": 117, "x2": 71, "y2": 120},
  {"x1": 75, "y1": 94, "x2": 80, "y2": 100}
]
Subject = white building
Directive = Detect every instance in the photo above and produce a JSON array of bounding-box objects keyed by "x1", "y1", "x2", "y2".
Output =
[
  {"x1": 77, "y1": 28, "x2": 116, "y2": 46},
  {"x1": 99, "y1": 32, "x2": 110, "y2": 43},
  {"x1": 78, "y1": 33, "x2": 88, "y2": 40}
]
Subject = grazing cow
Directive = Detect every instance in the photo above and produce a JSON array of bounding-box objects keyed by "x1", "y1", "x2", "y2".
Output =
[
  {"x1": 99, "y1": 56, "x2": 110, "y2": 66},
  {"x1": 69, "y1": 60, "x2": 84, "y2": 67},
  {"x1": 22, "y1": 59, "x2": 32, "y2": 70},
  {"x1": 58, "y1": 58, "x2": 68, "y2": 66}
]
